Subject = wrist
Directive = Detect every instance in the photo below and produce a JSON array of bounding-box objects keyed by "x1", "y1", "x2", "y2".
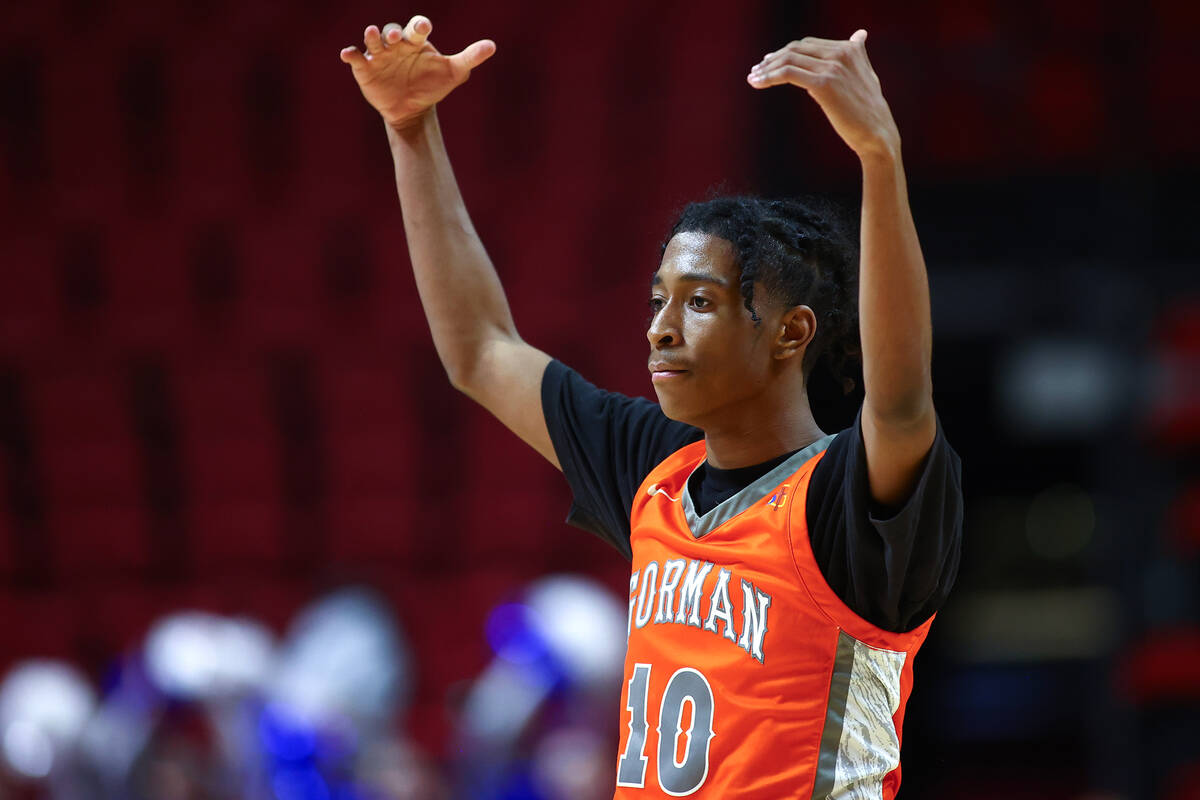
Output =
[
  {"x1": 856, "y1": 131, "x2": 902, "y2": 168},
  {"x1": 385, "y1": 106, "x2": 437, "y2": 139}
]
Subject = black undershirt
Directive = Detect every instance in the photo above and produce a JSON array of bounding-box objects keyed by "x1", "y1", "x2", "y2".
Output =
[
  {"x1": 540, "y1": 360, "x2": 964, "y2": 633},
  {"x1": 691, "y1": 452, "x2": 798, "y2": 515}
]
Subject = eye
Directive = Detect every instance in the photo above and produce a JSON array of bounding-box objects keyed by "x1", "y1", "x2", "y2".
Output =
[
  {"x1": 648, "y1": 296, "x2": 666, "y2": 313},
  {"x1": 688, "y1": 295, "x2": 712, "y2": 310}
]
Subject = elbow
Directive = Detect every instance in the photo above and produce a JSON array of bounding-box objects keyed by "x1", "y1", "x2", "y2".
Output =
[
  {"x1": 445, "y1": 363, "x2": 490, "y2": 405},
  {"x1": 445, "y1": 369, "x2": 468, "y2": 394},
  {"x1": 443, "y1": 356, "x2": 479, "y2": 396},
  {"x1": 436, "y1": 326, "x2": 520, "y2": 398},
  {"x1": 863, "y1": 358, "x2": 933, "y2": 421},
  {"x1": 447, "y1": 372, "x2": 483, "y2": 401},
  {"x1": 868, "y1": 383, "x2": 934, "y2": 429},
  {"x1": 439, "y1": 331, "x2": 512, "y2": 398}
]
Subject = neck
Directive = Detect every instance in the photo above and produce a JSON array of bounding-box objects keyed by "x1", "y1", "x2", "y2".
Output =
[{"x1": 697, "y1": 385, "x2": 826, "y2": 470}]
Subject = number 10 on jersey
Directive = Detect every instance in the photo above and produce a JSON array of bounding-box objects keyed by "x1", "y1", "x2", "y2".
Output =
[{"x1": 616, "y1": 664, "x2": 716, "y2": 795}]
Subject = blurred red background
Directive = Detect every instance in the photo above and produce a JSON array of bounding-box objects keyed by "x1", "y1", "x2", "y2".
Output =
[{"x1": 1, "y1": 0, "x2": 1198, "y2": 797}]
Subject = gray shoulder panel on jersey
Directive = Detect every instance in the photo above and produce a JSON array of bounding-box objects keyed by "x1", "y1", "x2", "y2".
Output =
[{"x1": 681, "y1": 432, "x2": 836, "y2": 539}]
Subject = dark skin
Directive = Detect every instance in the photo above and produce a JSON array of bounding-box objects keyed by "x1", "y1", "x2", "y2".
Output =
[
  {"x1": 342, "y1": 15, "x2": 938, "y2": 509},
  {"x1": 648, "y1": 232, "x2": 825, "y2": 469}
]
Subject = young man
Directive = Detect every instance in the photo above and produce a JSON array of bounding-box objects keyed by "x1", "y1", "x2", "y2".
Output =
[{"x1": 340, "y1": 15, "x2": 962, "y2": 798}]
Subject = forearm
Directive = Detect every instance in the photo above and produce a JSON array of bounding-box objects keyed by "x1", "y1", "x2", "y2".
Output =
[
  {"x1": 857, "y1": 144, "x2": 933, "y2": 422},
  {"x1": 388, "y1": 109, "x2": 520, "y2": 387}
]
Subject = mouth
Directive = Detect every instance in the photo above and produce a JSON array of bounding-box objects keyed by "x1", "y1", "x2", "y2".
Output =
[{"x1": 649, "y1": 363, "x2": 689, "y2": 382}]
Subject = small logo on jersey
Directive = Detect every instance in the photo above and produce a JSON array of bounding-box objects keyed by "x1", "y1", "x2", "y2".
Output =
[
  {"x1": 766, "y1": 484, "x2": 790, "y2": 509},
  {"x1": 646, "y1": 483, "x2": 682, "y2": 503}
]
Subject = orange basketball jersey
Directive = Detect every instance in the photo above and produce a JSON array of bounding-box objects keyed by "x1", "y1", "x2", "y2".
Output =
[{"x1": 614, "y1": 435, "x2": 933, "y2": 799}]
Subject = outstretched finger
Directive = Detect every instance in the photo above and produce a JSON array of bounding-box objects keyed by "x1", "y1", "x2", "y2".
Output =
[
  {"x1": 447, "y1": 39, "x2": 496, "y2": 72},
  {"x1": 364, "y1": 25, "x2": 384, "y2": 54},
  {"x1": 764, "y1": 36, "x2": 840, "y2": 62},
  {"x1": 748, "y1": 64, "x2": 821, "y2": 89},
  {"x1": 751, "y1": 50, "x2": 823, "y2": 80},
  {"x1": 798, "y1": 36, "x2": 846, "y2": 54},
  {"x1": 403, "y1": 15, "x2": 432, "y2": 47},
  {"x1": 339, "y1": 46, "x2": 368, "y2": 67},
  {"x1": 382, "y1": 22, "x2": 404, "y2": 45}
]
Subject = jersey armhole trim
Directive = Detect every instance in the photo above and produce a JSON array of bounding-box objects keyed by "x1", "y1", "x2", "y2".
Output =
[
  {"x1": 786, "y1": 449, "x2": 845, "y2": 632},
  {"x1": 786, "y1": 450, "x2": 936, "y2": 648}
]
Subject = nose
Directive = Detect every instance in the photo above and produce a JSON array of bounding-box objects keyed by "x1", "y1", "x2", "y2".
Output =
[{"x1": 647, "y1": 300, "x2": 680, "y2": 348}]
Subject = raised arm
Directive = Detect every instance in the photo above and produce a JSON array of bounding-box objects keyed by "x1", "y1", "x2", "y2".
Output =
[
  {"x1": 748, "y1": 31, "x2": 936, "y2": 507},
  {"x1": 340, "y1": 16, "x2": 559, "y2": 469}
]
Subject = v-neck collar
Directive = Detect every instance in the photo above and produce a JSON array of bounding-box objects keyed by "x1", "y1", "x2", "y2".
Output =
[{"x1": 680, "y1": 433, "x2": 836, "y2": 539}]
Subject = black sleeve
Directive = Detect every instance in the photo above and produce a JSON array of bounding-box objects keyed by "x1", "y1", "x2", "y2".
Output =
[
  {"x1": 806, "y1": 406, "x2": 964, "y2": 633},
  {"x1": 541, "y1": 359, "x2": 703, "y2": 559}
]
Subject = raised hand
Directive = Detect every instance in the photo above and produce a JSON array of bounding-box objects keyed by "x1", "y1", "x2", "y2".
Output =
[
  {"x1": 340, "y1": 15, "x2": 496, "y2": 132},
  {"x1": 747, "y1": 30, "x2": 899, "y2": 160}
]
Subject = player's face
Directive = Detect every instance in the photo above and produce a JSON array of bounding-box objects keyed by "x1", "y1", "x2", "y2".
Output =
[{"x1": 647, "y1": 232, "x2": 778, "y2": 426}]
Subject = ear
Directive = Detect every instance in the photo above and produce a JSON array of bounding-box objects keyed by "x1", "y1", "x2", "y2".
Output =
[{"x1": 774, "y1": 304, "x2": 817, "y2": 361}]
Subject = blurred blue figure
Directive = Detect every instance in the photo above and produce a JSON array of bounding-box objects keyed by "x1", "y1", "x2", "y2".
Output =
[
  {"x1": 0, "y1": 587, "x2": 445, "y2": 799},
  {"x1": 257, "y1": 586, "x2": 442, "y2": 800},
  {"x1": 454, "y1": 575, "x2": 626, "y2": 800}
]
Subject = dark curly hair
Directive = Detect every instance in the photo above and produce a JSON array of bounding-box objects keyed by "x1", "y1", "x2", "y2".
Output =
[{"x1": 660, "y1": 194, "x2": 862, "y2": 394}]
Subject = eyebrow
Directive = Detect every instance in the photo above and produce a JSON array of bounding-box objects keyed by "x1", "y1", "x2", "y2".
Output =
[{"x1": 650, "y1": 271, "x2": 732, "y2": 288}]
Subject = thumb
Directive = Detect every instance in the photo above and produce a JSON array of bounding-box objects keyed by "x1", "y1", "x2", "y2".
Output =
[
  {"x1": 849, "y1": 29, "x2": 867, "y2": 44},
  {"x1": 450, "y1": 39, "x2": 496, "y2": 72}
]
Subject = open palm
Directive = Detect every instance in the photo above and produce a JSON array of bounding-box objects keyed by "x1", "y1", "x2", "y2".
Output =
[{"x1": 340, "y1": 15, "x2": 496, "y2": 131}]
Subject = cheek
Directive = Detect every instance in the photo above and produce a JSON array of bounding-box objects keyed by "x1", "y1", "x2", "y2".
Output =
[
  {"x1": 732, "y1": 331, "x2": 776, "y2": 386},
  {"x1": 697, "y1": 321, "x2": 768, "y2": 381}
]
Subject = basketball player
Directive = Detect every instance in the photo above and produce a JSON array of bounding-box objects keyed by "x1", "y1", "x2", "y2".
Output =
[{"x1": 341, "y1": 15, "x2": 963, "y2": 798}]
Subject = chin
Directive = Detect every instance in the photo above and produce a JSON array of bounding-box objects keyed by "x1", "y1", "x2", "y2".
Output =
[{"x1": 653, "y1": 391, "x2": 701, "y2": 427}]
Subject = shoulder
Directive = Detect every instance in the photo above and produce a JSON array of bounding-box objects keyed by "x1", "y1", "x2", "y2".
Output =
[
  {"x1": 543, "y1": 359, "x2": 662, "y2": 422},
  {"x1": 541, "y1": 359, "x2": 701, "y2": 449},
  {"x1": 810, "y1": 405, "x2": 961, "y2": 512},
  {"x1": 800, "y1": 403, "x2": 964, "y2": 632},
  {"x1": 807, "y1": 419, "x2": 857, "y2": 501},
  {"x1": 540, "y1": 359, "x2": 703, "y2": 553}
]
